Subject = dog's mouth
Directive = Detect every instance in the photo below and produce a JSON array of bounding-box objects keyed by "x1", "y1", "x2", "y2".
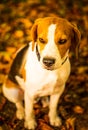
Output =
[{"x1": 42, "y1": 65, "x2": 55, "y2": 71}]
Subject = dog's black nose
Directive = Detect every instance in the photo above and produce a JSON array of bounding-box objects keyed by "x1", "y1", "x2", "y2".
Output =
[{"x1": 43, "y1": 57, "x2": 55, "y2": 67}]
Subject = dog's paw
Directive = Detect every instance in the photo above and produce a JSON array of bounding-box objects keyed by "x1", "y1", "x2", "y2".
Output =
[
  {"x1": 25, "y1": 119, "x2": 37, "y2": 130},
  {"x1": 16, "y1": 108, "x2": 24, "y2": 120},
  {"x1": 50, "y1": 116, "x2": 62, "y2": 127}
]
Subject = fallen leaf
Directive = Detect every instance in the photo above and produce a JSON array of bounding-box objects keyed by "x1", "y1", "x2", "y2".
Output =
[
  {"x1": 66, "y1": 117, "x2": 76, "y2": 130},
  {"x1": 14, "y1": 30, "x2": 24, "y2": 38},
  {"x1": 73, "y1": 106, "x2": 84, "y2": 114},
  {"x1": 6, "y1": 47, "x2": 16, "y2": 54},
  {"x1": 77, "y1": 66, "x2": 88, "y2": 74},
  {"x1": 38, "y1": 119, "x2": 54, "y2": 130}
]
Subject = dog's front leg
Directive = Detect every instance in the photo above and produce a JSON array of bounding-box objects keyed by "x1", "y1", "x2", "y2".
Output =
[
  {"x1": 49, "y1": 84, "x2": 65, "y2": 127},
  {"x1": 24, "y1": 90, "x2": 37, "y2": 130},
  {"x1": 49, "y1": 93, "x2": 62, "y2": 127}
]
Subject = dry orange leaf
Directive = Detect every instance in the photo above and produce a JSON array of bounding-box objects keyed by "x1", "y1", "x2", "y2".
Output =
[
  {"x1": 14, "y1": 30, "x2": 24, "y2": 38},
  {"x1": 73, "y1": 105, "x2": 84, "y2": 114},
  {"x1": 66, "y1": 117, "x2": 76, "y2": 130},
  {"x1": 38, "y1": 119, "x2": 54, "y2": 130},
  {"x1": 17, "y1": 18, "x2": 32, "y2": 28},
  {"x1": 6, "y1": 47, "x2": 16, "y2": 54}
]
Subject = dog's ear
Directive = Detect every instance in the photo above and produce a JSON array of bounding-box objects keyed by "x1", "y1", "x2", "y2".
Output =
[
  {"x1": 71, "y1": 23, "x2": 81, "y2": 58},
  {"x1": 31, "y1": 18, "x2": 43, "y2": 51}
]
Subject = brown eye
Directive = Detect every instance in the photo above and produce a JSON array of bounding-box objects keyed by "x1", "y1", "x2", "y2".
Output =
[
  {"x1": 39, "y1": 38, "x2": 46, "y2": 44},
  {"x1": 59, "y1": 39, "x2": 67, "y2": 44}
]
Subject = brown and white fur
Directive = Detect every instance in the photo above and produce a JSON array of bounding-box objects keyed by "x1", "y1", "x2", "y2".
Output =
[{"x1": 3, "y1": 17, "x2": 81, "y2": 129}]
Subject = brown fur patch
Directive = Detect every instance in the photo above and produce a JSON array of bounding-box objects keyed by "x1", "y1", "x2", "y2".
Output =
[
  {"x1": 55, "y1": 21, "x2": 72, "y2": 58},
  {"x1": 5, "y1": 78, "x2": 20, "y2": 88}
]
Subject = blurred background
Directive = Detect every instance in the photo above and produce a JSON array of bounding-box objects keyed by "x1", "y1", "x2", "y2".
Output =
[{"x1": 0, "y1": 0, "x2": 88, "y2": 130}]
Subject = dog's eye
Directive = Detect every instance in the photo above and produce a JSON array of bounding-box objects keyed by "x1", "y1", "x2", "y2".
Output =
[
  {"x1": 59, "y1": 39, "x2": 67, "y2": 44},
  {"x1": 39, "y1": 38, "x2": 46, "y2": 44}
]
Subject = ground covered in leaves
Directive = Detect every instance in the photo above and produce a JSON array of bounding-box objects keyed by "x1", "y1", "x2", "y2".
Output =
[{"x1": 0, "y1": 0, "x2": 88, "y2": 130}]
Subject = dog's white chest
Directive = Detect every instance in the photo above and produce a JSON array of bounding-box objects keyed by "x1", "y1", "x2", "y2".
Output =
[
  {"x1": 25, "y1": 47, "x2": 70, "y2": 98},
  {"x1": 25, "y1": 57, "x2": 58, "y2": 97}
]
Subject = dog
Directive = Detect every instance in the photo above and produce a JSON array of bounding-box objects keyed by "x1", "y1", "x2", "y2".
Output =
[{"x1": 3, "y1": 17, "x2": 81, "y2": 129}]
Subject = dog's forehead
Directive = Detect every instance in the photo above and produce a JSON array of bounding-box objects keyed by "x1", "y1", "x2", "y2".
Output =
[{"x1": 37, "y1": 17, "x2": 71, "y2": 35}]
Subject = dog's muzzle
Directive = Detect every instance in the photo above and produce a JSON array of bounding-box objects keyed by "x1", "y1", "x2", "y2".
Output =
[
  {"x1": 36, "y1": 45, "x2": 68, "y2": 70},
  {"x1": 43, "y1": 57, "x2": 56, "y2": 67}
]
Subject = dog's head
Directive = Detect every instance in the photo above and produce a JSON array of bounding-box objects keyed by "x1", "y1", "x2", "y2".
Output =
[{"x1": 31, "y1": 17, "x2": 81, "y2": 70}]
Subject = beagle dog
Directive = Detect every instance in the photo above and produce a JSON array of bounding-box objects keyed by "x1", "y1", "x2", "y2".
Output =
[{"x1": 3, "y1": 17, "x2": 81, "y2": 129}]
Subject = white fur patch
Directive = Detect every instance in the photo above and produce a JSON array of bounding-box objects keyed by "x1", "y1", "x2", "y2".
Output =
[
  {"x1": 48, "y1": 24, "x2": 56, "y2": 44},
  {"x1": 40, "y1": 24, "x2": 62, "y2": 69}
]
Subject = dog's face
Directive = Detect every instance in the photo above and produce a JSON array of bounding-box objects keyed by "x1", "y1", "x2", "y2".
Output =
[{"x1": 31, "y1": 17, "x2": 81, "y2": 70}]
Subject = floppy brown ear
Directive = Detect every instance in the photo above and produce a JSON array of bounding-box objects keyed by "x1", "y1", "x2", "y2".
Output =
[
  {"x1": 31, "y1": 18, "x2": 43, "y2": 51},
  {"x1": 31, "y1": 22, "x2": 38, "y2": 51},
  {"x1": 71, "y1": 23, "x2": 81, "y2": 58}
]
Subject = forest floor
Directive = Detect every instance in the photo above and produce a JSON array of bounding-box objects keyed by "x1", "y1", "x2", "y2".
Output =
[{"x1": 0, "y1": 0, "x2": 88, "y2": 130}]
